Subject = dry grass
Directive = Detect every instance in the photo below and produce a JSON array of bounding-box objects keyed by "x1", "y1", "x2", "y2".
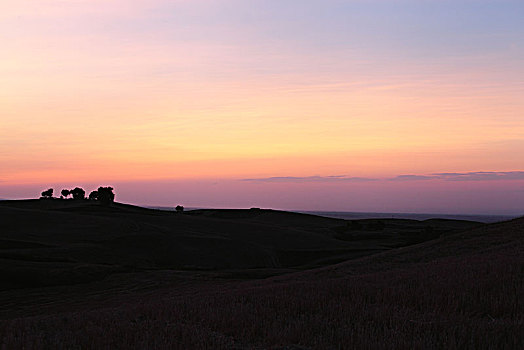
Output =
[{"x1": 1, "y1": 218, "x2": 522, "y2": 349}]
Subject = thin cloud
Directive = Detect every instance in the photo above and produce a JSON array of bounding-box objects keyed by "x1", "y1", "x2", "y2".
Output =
[
  {"x1": 243, "y1": 171, "x2": 524, "y2": 183},
  {"x1": 242, "y1": 176, "x2": 377, "y2": 183},
  {"x1": 433, "y1": 171, "x2": 524, "y2": 181},
  {"x1": 389, "y1": 175, "x2": 435, "y2": 181}
]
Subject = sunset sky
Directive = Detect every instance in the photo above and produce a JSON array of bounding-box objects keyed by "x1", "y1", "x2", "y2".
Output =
[{"x1": 1, "y1": 0, "x2": 524, "y2": 214}]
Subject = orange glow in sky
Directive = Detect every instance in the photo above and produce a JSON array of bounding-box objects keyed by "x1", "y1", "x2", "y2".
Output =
[{"x1": 1, "y1": 0, "x2": 524, "y2": 213}]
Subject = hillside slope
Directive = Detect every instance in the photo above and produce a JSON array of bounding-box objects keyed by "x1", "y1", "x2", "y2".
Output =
[
  {"x1": 0, "y1": 200, "x2": 481, "y2": 290},
  {"x1": 279, "y1": 214, "x2": 524, "y2": 280},
  {"x1": 0, "y1": 203, "x2": 521, "y2": 349}
]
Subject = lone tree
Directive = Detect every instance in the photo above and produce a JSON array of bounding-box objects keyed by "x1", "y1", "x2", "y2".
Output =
[
  {"x1": 61, "y1": 189, "x2": 70, "y2": 199},
  {"x1": 175, "y1": 205, "x2": 184, "y2": 213},
  {"x1": 41, "y1": 188, "x2": 53, "y2": 198},
  {"x1": 70, "y1": 187, "x2": 86, "y2": 200},
  {"x1": 88, "y1": 190, "x2": 98, "y2": 201},
  {"x1": 97, "y1": 186, "x2": 115, "y2": 204}
]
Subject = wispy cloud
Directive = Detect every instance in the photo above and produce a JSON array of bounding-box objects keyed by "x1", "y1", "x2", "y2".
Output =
[
  {"x1": 389, "y1": 175, "x2": 435, "y2": 181},
  {"x1": 243, "y1": 171, "x2": 524, "y2": 183},
  {"x1": 433, "y1": 171, "x2": 524, "y2": 181},
  {"x1": 242, "y1": 176, "x2": 376, "y2": 183}
]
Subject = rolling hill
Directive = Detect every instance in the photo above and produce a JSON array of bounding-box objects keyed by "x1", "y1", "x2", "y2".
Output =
[
  {"x1": 0, "y1": 199, "x2": 521, "y2": 349},
  {"x1": 0, "y1": 199, "x2": 480, "y2": 290}
]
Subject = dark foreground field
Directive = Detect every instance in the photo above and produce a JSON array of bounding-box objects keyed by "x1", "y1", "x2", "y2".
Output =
[{"x1": 0, "y1": 200, "x2": 522, "y2": 349}]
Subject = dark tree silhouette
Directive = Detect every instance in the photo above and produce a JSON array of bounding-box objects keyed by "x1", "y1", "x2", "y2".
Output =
[
  {"x1": 175, "y1": 205, "x2": 184, "y2": 213},
  {"x1": 61, "y1": 189, "x2": 70, "y2": 199},
  {"x1": 88, "y1": 190, "x2": 98, "y2": 201},
  {"x1": 41, "y1": 188, "x2": 53, "y2": 198},
  {"x1": 70, "y1": 187, "x2": 86, "y2": 200},
  {"x1": 97, "y1": 186, "x2": 115, "y2": 204}
]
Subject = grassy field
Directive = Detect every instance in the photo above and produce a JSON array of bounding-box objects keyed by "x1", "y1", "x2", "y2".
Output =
[{"x1": 0, "y1": 199, "x2": 521, "y2": 349}]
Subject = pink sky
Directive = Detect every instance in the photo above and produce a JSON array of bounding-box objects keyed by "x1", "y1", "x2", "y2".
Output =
[{"x1": 1, "y1": 0, "x2": 523, "y2": 214}]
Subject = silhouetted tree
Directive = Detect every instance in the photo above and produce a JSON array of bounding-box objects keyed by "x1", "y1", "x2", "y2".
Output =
[
  {"x1": 41, "y1": 188, "x2": 53, "y2": 198},
  {"x1": 97, "y1": 186, "x2": 115, "y2": 204},
  {"x1": 61, "y1": 189, "x2": 70, "y2": 199},
  {"x1": 70, "y1": 187, "x2": 86, "y2": 200},
  {"x1": 175, "y1": 205, "x2": 184, "y2": 213},
  {"x1": 89, "y1": 190, "x2": 98, "y2": 201}
]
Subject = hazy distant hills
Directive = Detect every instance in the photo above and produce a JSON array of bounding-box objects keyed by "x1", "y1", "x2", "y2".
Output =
[{"x1": 150, "y1": 206, "x2": 515, "y2": 223}]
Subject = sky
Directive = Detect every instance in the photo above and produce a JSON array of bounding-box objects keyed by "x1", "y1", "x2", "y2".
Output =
[{"x1": 1, "y1": 0, "x2": 524, "y2": 214}]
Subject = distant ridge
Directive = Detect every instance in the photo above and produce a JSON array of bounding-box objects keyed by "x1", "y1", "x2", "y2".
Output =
[
  {"x1": 297, "y1": 210, "x2": 516, "y2": 223},
  {"x1": 147, "y1": 206, "x2": 515, "y2": 224},
  {"x1": 145, "y1": 206, "x2": 520, "y2": 224}
]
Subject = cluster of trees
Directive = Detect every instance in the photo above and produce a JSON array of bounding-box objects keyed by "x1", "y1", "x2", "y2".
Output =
[
  {"x1": 41, "y1": 187, "x2": 185, "y2": 211},
  {"x1": 40, "y1": 186, "x2": 115, "y2": 204},
  {"x1": 87, "y1": 187, "x2": 115, "y2": 203},
  {"x1": 60, "y1": 187, "x2": 86, "y2": 200},
  {"x1": 40, "y1": 189, "x2": 53, "y2": 198}
]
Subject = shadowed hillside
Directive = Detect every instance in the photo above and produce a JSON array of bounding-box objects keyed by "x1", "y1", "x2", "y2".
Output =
[
  {"x1": 0, "y1": 200, "x2": 481, "y2": 290},
  {"x1": 0, "y1": 200, "x2": 521, "y2": 349}
]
